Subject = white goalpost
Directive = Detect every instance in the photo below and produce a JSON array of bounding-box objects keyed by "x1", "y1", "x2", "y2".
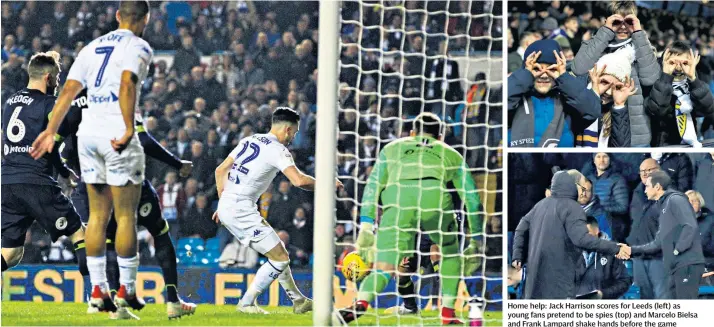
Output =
[{"x1": 313, "y1": 0, "x2": 340, "y2": 326}]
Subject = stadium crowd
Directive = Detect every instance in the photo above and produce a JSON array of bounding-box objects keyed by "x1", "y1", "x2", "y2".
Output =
[
  {"x1": 508, "y1": 152, "x2": 714, "y2": 298},
  {"x1": 1, "y1": 1, "x2": 500, "y2": 273},
  {"x1": 507, "y1": 1, "x2": 714, "y2": 147}
]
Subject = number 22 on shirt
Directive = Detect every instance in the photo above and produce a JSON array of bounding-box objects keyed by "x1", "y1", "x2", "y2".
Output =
[{"x1": 229, "y1": 141, "x2": 260, "y2": 184}]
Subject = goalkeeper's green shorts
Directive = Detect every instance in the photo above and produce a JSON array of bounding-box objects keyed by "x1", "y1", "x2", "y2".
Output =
[{"x1": 374, "y1": 179, "x2": 458, "y2": 267}]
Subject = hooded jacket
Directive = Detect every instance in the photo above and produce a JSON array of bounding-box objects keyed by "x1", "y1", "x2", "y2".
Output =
[
  {"x1": 631, "y1": 189, "x2": 706, "y2": 273},
  {"x1": 571, "y1": 27, "x2": 660, "y2": 147},
  {"x1": 512, "y1": 171, "x2": 621, "y2": 299},
  {"x1": 576, "y1": 232, "x2": 633, "y2": 299}
]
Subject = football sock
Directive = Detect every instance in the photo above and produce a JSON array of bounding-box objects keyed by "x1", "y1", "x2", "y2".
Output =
[
  {"x1": 154, "y1": 232, "x2": 180, "y2": 303},
  {"x1": 357, "y1": 270, "x2": 391, "y2": 303},
  {"x1": 397, "y1": 274, "x2": 418, "y2": 310},
  {"x1": 278, "y1": 265, "x2": 306, "y2": 302},
  {"x1": 440, "y1": 255, "x2": 461, "y2": 309},
  {"x1": 73, "y1": 240, "x2": 88, "y2": 276},
  {"x1": 117, "y1": 255, "x2": 139, "y2": 294},
  {"x1": 240, "y1": 260, "x2": 288, "y2": 306},
  {"x1": 87, "y1": 255, "x2": 109, "y2": 292},
  {"x1": 105, "y1": 247, "x2": 120, "y2": 295},
  {"x1": 2, "y1": 255, "x2": 8, "y2": 272}
]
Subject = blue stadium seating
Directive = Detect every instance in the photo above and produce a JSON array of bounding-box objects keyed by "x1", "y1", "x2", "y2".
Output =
[
  {"x1": 177, "y1": 237, "x2": 205, "y2": 253},
  {"x1": 196, "y1": 251, "x2": 219, "y2": 266},
  {"x1": 205, "y1": 238, "x2": 221, "y2": 252}
]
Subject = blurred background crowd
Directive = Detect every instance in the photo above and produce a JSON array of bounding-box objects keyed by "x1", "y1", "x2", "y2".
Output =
[{"x1": 1, "y1": 0, "x2": 502, "y2": 276}]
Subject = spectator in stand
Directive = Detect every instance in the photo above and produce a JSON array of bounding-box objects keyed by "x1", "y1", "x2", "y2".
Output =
[
  {"x1": 188, "y1": 141, "x2": 215, "y2": 190},
  {"x1": 626, "y1": 158, "x2": 670, "y2": 299},
  {"x1": 550, "y1": 16, "x2": 588, "y2": 54},
  {"x1": 575, "y1": 216, "x2": 633, "y2": 299},
  {"x1": 285, "y1": 207, "x2": 313, "y2": 266},
  {"x1": 585, "y1": 153, "x2": 630, "y2": 242},
  {"x1": 694, "y1": 153, "x2": 714, "y2": 211},
  {"x1": 174, "y1": 36, "x2": 202, "y2": 77},
  {"x1": 646, "y1": 41, "x2": 714, "y2": 147},
  {"x1": 293, "y1": 102, "x2": 315, "y2": 151},
  {"x1": 579, "y1": 178, "x2": 613, "y2": 239},
  {"x1": 651, "y1": 152, "x2": 693, "y2": 192},
  {"x1": 143, "y1": 19, "x2": 172, "y2": 50},
  {"x1": 425, "y1": 41, "x2": 463, "y2": 118},
  {"x1": 2, "y1": 53, "x2": 28, "y2": 94},
  {"x1": 576, "y1": 47, "x2": 638, "y2": 148},
  {"x1": 2, "y1": 34, "x2": 23, "y2": 62},
  {"x1": 174, "y1": 129, "x2": 192, "y2": 160},
  {"x1": 157, "y1": 171, "x2": 186, "y2": 239},
  {"x1": 267, "y1": 180, "x2": 298, "y2": 231},
  {"x1": 235, "y1": 57, "x2": 265, "y2": 91},
  {"x1": 571, "y1": 1, "x2": 660, "y2": 147},
  {"x1": 687, "y1": 190, "x2": 714, "y2": 271},
  {"x1": 508, "y1": 40, "x2": 599, "y2": 147},
  {"x1": 180, "y1": 194, "x2": 217, "y2": 239},
  {"x1": 183, "y1": 178, "x2": 199, "y2": 214}
]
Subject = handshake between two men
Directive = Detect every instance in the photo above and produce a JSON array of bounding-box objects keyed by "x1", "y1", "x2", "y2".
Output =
[{"x1": 616, "y1": 243, "x2": 631, "y2": 260}]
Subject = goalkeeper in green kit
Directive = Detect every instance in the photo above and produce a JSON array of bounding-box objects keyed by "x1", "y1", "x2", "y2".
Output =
[{"x1": 334, "y1": 113, "x2": 483, "y2": 325}]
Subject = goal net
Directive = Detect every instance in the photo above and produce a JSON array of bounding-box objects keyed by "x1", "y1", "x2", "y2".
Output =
[{"x1": 335, "y1": 0, "x2": 503, "y2": 324}]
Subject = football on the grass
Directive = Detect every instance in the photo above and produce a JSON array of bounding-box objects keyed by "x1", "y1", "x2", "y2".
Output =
[{"x1": 341, "y1": 251, "x2": 369, "y2": 282}]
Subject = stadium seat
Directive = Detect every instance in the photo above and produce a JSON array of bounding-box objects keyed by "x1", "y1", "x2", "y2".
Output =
[
  {"x1": 177, "y1": 237, "x2": 204, "y2": 253},
  {"x1": 197, "y1": 250, "x2": 219, "y2": 266},
  {"x1": 205, "y1": 237, "x2": 221, "y2": 252}
]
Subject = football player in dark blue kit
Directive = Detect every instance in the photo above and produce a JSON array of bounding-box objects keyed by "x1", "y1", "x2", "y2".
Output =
[
  {"x1": 59, "y1": 88, "x2": 196, "y2": 319},
  {"x1": 1, "y1": 51, "x2": 88, "y2": 277}
]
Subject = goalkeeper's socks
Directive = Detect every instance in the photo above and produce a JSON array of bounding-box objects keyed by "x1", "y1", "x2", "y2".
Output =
[
  {"x1": 357, "y1": 270, "x2": 391, "y2": 303},
  {"x1": 397, "y1": 276, "x2": 418, "y2": 311},
  {"x1": 1, "y1": 255, "x2": 8, "y2": 271},
  {"x1": 240, "y1": 260, "x2": 288, "y2": 306},
  {"x1": 87, "y1": 255, "x2": 109, "y2": 292},
  {"x1": 73, "y1": 240, "x2": 89, "y2": 276},
  {"x1": 153, "y1": 232, "x2": 180, "y2": 303},
  {"x1": 440, "y1": 256, "x2": 461, "y2": 309},
  {"x1": 117, "y1": 255, "x2": 139, "y2": 294},
  {"x1": 278, "y1": 265, "x2": 306, "y2": 302}
]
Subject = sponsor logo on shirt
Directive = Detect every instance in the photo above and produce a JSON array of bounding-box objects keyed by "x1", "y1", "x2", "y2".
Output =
[{"x1": 4, "y1": 144, "x2": 32, "y2": 155}]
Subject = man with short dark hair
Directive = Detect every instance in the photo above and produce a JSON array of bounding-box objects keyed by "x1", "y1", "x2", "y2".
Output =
[
  {"x1": 627, "y1": 158, "x2": 670, "y2": 299},
  {"x1": 646, "y1": 41, "x2": 714, "y2": 147},
  {"x1": 215, "y1": 107, "x2": 340, "y2": 314},
  {"x1": 576, "y1": 216, "x2": 632, "y2": 299},
  {"x1": 627, "y1": 171, "x2": 706, "y2": 299}
]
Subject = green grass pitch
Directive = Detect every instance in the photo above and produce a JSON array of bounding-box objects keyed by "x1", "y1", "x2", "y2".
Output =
[{"x1": 1, "y1": 301, "x2": 502, "y2": 326}]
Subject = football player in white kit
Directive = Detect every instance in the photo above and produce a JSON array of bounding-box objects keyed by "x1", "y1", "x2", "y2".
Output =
[
  {"x1": 214, "y1": 107, "x2": 342, "y2": 314},
  {"x1": 31, "y1": 0, "x2": 152, "y2": 315}
]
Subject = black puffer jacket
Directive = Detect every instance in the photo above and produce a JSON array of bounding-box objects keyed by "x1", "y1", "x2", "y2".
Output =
[
  {"x1": 512, "y1": 171, "x2": 621, "y2": 299},
  {"x1": 645, "y1": 73, "x2": 714, "y2": 147}
]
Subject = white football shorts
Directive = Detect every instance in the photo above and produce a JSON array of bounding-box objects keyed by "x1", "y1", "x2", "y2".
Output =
[
  {"x1": 77, "y1": 135, "x2": 145, "y2": 186},
  {"x1": 217, "y1": 197, "x2": 280, "y2": 255}
]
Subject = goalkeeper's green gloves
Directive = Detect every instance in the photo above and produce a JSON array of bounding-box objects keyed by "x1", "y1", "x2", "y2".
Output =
[
  {"x1": 462, "y1": 238, "x2": 483, "y2": 276},
  {"x1": 356, "y1": 221, "x2": 375, "y2": 265}
]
